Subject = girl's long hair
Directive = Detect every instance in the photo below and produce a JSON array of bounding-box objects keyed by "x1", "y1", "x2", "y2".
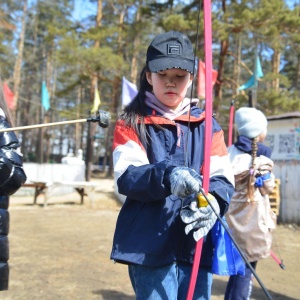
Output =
[
  {"x1": 247, "y1": 136, "x2": 258, "y2": 199},
  {"x1": 120, "y1": 66, "x2": 153, "y2": 146}
]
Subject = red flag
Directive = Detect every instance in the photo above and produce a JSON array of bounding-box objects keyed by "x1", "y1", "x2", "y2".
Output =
[
  {"x1": 197, "y1": 60, "x2": 218, "y2": 98},
  {"x1": 3, "y1": 82, "x2": 15, "y2": 110}
]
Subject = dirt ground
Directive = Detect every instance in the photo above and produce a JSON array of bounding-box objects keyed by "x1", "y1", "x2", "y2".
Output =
[{"x1": 1, "y1": 174, "x2": 299, "y2": 300}]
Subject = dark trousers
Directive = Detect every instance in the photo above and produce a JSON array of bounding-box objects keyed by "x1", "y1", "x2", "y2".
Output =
[
  {"x1": 224, "y1": 261, "x2": 257, "y2": 300},
  {"x1": 0, "y1": 262, "x2": 9, "y2": 290}
]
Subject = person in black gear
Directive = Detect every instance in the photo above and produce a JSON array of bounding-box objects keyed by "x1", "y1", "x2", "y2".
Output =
[{"x1": 0, "y1": 79, "x2": 27, "y2": 290}]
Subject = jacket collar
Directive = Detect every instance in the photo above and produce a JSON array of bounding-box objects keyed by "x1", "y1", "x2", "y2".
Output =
[{"x1": 235, "y1": 135, "x2": 272, "y2": 158}]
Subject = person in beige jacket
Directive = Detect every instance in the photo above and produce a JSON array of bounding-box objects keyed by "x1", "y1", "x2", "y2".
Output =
[{"x1": 224, "y1": 107, "x2": 276, "y2": 300}]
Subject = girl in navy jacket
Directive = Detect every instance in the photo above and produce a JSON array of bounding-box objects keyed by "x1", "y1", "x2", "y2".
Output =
[{"x1": 111, "y1": 31, "x2": 235, "y2": 300}]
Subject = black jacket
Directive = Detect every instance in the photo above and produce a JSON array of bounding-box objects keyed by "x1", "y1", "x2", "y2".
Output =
[{"x1": 0, "y1": 116, "x2": 26, "y2": 290}]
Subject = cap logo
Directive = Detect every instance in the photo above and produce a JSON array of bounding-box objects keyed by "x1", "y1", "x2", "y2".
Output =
[{"x1": 167, "y1": 44, "x2": 181, "y2": 55}]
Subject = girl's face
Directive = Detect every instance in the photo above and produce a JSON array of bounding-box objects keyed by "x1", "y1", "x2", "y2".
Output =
[{"x1": 146, "y1": 68, "x2": 193, "y2": 110}]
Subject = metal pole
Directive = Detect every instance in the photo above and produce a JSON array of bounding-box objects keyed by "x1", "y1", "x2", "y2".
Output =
[
  {"x1": 0, "y1": 118, "x2": 88, "y2": 133},
  {"x1": 0, "y1": 110, "x2": 110, "y2": 133}
]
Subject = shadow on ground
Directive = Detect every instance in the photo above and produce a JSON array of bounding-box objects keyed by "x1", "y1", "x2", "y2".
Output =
[
  {"x1": 20, "y1": 201, "x2": 82, "y2": 207},
  {"x1": 212, "y1": 278, "x2": 298, "y2": 300},
  {"x1": 93, "y1": 283, "x2": 299, "y2": 300},
  {"x1": 93, "y1": 289, "x2": 135, "y2": 300}
]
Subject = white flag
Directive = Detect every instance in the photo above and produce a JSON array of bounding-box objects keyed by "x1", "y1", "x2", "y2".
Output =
[{"x1": 122, "y1": 77, "x2": 138, "y2": 106}]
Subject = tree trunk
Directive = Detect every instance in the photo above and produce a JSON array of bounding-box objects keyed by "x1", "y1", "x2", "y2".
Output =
[
  {"x1": 75, "y1": 85, "x2": 82, "y2": 153},
  {"x1": 106, "y1": 76, "x2": 120, "y2": 178},
  {"x1": 272, "y1": 48, "x2": 281, "y2": 92},
  {"x1": 105, "y1": 4, "x2": 125, "y2": 177},
  {"x1": 214, "y1": 0, "x2": 228, "y2": 117},
  {"x1": 86, "y1": 0, "x2": 102, "y2": 181},
  {"x1": 214, "y1": 39, "x2": 229, "y2": 116},
  {"x1": 295, "y1": 53, "x2": 300, "y2": 95},
  {"x1": 13, "y1": 0, "x2": 28, "y2": 124},
  {"x1": 44, "y1": 42, "x2": 57, "y2": 163},
  {"x1": 234, "y1": 35, "x2": 241, "y2": 94},
  {"x1": 130, "y1": 1, "x2": 142, "y2": 85}
]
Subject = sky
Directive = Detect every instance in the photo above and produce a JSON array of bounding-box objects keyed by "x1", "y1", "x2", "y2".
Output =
[
  {"x1": 73, "y1": 1, "x2": 97, "y2": 21},
  {"x1": 72, "y1": 0, "x2": 299, "y2": 21}
]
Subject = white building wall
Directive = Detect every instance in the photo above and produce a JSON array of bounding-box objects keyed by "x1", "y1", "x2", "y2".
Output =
[
  {"x1": 265, "y1": 117, "x2": 300, "y2": 160},
  {"x1": 273, "y1": 161, "x2": 300, "y2": 224},
  {"x1": 265, "y1": 117, "x2": 300, "y2": 224}
]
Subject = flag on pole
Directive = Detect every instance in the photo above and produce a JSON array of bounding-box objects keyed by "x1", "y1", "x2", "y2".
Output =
[
  {"x1": 238, "y1": 56, "x2": 264, "y2": 91},
  {"x1": 41, "y1": 81, "x2": 50, "y2": 111},
  {"x1": 91, "y1": 86, "x2": 101, "y2": 113},
  {"x1": 197, "y1": 60, "x2": 218, "y2": 98},
  {"x1": 3, "y1": 82, "x2": 15, "y2": 110},
  {"x1": 122, "y1": 77, "x2": 138, "y2": 106}
]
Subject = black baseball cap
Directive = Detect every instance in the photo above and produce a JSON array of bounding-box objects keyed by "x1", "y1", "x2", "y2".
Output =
[{"x1": 146, "y1": 31, "x2": 195, "y2": 74}]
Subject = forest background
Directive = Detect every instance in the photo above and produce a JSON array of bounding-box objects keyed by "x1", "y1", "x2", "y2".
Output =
[{"x1": 1, "y1": 0, "x2": 300, "y2": 179}]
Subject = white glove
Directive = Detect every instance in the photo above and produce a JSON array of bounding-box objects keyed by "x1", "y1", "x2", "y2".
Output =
[
  {"x1": 180, "y1": 194, "x2": 220, "y2": 241},
  {"x1": 169, "y1": 167, "x2": 202, "y2": 199}
]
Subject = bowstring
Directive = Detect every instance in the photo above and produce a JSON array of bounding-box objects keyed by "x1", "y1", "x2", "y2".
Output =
[{"x1": 184, "y1": 0, "x2": 202, "y2": 167}]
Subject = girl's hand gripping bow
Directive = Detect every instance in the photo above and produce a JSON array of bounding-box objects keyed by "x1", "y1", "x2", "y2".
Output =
[{"x1": 180, "y1": 192, "x2": 220, "y2": 241}]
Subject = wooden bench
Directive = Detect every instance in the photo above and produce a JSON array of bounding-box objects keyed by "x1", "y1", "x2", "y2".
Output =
[
  {"x1": 22, "y1": 181, "x2": 98, "y2": 207},
  {"x1": 23, "y1": 181, "x2": 50, "y2": 205},
  {"x1": 49, "y1": 181, "x2": 98, "y2": 206}
]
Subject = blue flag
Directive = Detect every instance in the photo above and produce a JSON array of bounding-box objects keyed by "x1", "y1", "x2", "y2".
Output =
[
  {"x1": 41, "y1": 81, "x2": 50, "y2": 111},
  {"x1": 238, "y1": 57, "x2": 264, "y2": 91},
  {"x1": 255, "y1": 56, "x2": 264, "y2": 78}
]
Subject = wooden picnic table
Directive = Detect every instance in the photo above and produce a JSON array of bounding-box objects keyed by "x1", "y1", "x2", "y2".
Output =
[{"x1": 22, "y1": 181, "x2": 98, "y2": 207}]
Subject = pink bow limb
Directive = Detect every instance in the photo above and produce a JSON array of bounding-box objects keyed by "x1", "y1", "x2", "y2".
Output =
[{"x1": 186, "y1": 0, "x2": 213, "y2": 299}]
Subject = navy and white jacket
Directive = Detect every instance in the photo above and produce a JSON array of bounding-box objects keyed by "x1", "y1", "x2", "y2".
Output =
[{"x1": 111, "y1": 102, "x2": 235, "y2": 268}]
